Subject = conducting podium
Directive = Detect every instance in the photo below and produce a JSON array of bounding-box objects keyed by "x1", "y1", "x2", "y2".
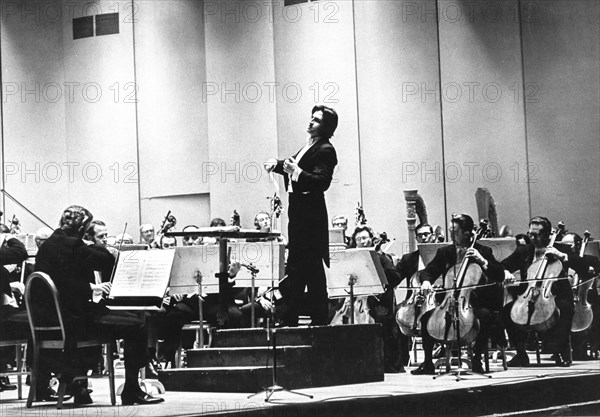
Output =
[{"x1": 165, "y1": 227, "x2": 282, "y2": 327}]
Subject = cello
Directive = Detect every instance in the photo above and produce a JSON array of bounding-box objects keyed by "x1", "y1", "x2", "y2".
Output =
[
  {"x1": 571, "y1": 231, "x2": 594, "y2": 332},
  {"x1": 425, "y1": 223, "x2": 488, "y2": 344},
  {"x1": 395, "y1": 272, "x2": 438, "y2": 337},
  {"x1": 510, "y1": 228, "x2": 561, "y2": 332}
]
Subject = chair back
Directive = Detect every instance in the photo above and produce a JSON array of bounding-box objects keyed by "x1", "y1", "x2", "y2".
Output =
[{"x1": 25, "y1": 272, "x2": 66, "y2": 349}]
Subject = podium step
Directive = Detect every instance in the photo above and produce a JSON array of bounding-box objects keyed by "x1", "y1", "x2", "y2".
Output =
[
  {"x1": 158, "y1": 366, "x2": 297, "y2": 393},
  {"x1": 212, "y1": 327, "x2": 314, "y2": 347},
  {"x1": 186, "y1": 345, "x2": 312, "y2": 368},
  {"x1": 162, "y1": 324, "x2": 384, "y2": 392}
]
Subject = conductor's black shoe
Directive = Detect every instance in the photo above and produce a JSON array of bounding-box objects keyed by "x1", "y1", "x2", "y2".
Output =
[
  {"x1": 121, "y1": 389, "x2": 164, "y2": 405},
  {"x1": 411, "y1": 361, "x2": 435, "y2": 375},
  {"x1": 507, "y1": 352, "x2": 530, "y2": 367},
  {"x1": 471, "y1": 357, "x2": 485, "y2": 374}
]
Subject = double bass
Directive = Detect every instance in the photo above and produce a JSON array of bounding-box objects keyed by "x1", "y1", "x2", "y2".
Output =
[
  {"x1": 510, "y1": 229, "x2": 561, "y2": 332},
  {"x1": 571, "y1": 231, "x2": 594, "y2": 332},
  {"x1": 425, "y1": 224, "x2": 488, "y2": 344}
]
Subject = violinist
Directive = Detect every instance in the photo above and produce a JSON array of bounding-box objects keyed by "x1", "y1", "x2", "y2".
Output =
[
  {"x1": 411, "y1": 214, "x2": 504, "y2": 375},
  {"x1": 501, "y1": 217, "x2": 587, "y2": 367},
  {"x1": 35, "y1": 205, "x2": 164, "y2": 405},
  {"x1": 559, "y1": 233, "x2": 600, "y2": 360}
]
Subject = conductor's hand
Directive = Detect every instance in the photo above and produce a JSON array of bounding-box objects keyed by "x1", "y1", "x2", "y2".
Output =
[
  {"x1": 283, "y1": 157, "x2": 298, "y2": 176},
  {"x1": 264, "y1": 158, "x2": 277, "y2": 173},
  {"x1": 91, "y1": 282, "x2": 111, "y2": 295}
]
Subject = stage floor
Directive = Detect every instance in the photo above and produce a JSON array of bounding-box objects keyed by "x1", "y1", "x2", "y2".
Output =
[{"x1": 1, "y1": 354, "x2": 599, "y2": 417}]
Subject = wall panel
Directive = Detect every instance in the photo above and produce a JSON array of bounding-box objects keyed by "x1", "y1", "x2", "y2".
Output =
[
  {"x1": 204, "y1": 0, "x2": 280, "y2": 229},
  {"x1": 438, "y1": 0, "x2": 530, "y2": 237},
  {"x1": 354, "y1": 0, "x2": 446, "y2": 250},
  {"x1": 522, "y1": 0, "x2": 600, "y2": 237}
]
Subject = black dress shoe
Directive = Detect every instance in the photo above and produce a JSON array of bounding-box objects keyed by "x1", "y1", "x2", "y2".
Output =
[
  {"x1": 411, "y1": 361, "x2": 436, "y2": 375},
  {"x1": 121, "y1": 390, "x2": 164, "y2": 406},
  {"x1": 507, "y1": 352, "x2": 530, "y2": 367},
  {"x1": 471, "y1": 357, "x2": 485, "y2": 374}
]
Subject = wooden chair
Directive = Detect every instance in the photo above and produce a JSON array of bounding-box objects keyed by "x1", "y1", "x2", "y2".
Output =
[{"x1": 25, "y1": 272, "x2": 116, "y2": 409}]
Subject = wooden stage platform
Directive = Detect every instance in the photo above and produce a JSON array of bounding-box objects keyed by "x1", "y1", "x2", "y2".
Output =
[{"x1": 1, "y1": 353, "x2": 599, "y2": 417}]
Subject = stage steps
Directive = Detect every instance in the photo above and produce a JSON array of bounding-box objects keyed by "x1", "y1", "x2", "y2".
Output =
[{"x1": 158, "y1": 324, "x2": 384, "y2": 392}]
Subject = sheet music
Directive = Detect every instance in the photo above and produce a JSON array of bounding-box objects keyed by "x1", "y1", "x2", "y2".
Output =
[
  {"x1": 168, "y1": 243, "x2": 285, "y2": 295},
  {"x1": 109, "y1": 250, "x2": 175, "y2": 298}
]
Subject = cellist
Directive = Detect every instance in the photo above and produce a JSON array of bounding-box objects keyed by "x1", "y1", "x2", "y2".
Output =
[
  {"x1": 501, "y1": 216, "x2": 587, "y2": 367},
  {"x1": 559, "y1": 232, "x2": 600, "y2": 360},
  {"x1": 411, "y1": 214, "x2": 504, "y2": 375}
]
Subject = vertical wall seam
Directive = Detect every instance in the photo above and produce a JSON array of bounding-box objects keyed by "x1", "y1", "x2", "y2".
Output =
[
  {"x1": 131, "y1": 0, "x2": 142, "y2": 226},
  {"x1": 517, "y1": 0, "x2": 533, "y2": 220},
  {"x1": 351, "y1": 0, "x2": 363, "y2": 205},
  {"x1": 434, "y1": 0, "x2": 449, "y2": 235}
]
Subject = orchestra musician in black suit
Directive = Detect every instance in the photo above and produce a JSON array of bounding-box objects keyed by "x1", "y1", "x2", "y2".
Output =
[
  {"x1": 411, "y1": 214, "x2": 504, "y2": 375},
  {"x1": 35, "y1": 205, "x2": 163, "y2": 405},
  {"x1": 501, "y1": 217, "x2": 587, "y2": 367},
  {"x1": 557, "y1": 232, "x2": 600, "y2": 360},
  {"x1": 264, "y1": 105, "x2": 338, "y2": 327}
]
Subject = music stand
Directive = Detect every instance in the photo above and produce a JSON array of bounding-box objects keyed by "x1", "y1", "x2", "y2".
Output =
[
  {"x1": 325, "y1": 249, "x2": 387, "y2": 323},
  {"x1": 166, "y1": 228, "x2": 281, "y2": 328}
]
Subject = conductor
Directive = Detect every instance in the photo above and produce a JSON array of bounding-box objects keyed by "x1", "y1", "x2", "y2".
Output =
[{"x1": 264, "y1": 105, "x2": 338, "y2": 326}]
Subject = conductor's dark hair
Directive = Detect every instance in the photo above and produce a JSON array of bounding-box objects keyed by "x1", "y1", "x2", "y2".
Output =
[{"x1": 312, "y1": 105, "x2": 338, "y2": 139}]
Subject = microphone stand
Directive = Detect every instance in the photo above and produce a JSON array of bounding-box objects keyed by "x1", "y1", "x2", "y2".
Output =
[
  {"x1": 248, "y1": 239, "x2": 312, "y2": 402},
  {"x1": 241, "y1": 263, "x2": 259, "y2": 327}
]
